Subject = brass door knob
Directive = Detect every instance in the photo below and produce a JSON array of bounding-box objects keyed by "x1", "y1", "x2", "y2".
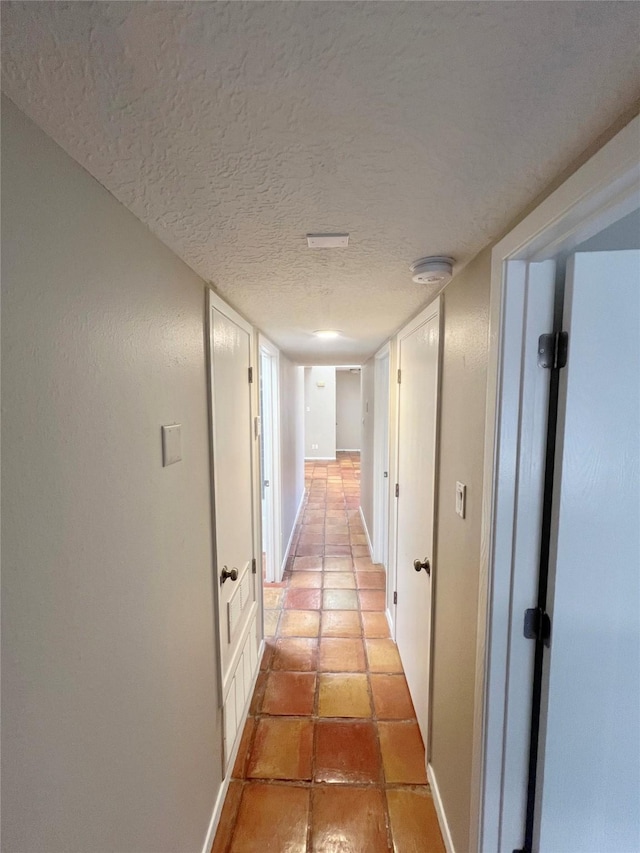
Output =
[
  {"x1": 220, "y1": 566, "x2": 239, "y2": 585},
  {"x1": 413, "y1": 558, "x2": 431, "y2": 575}
]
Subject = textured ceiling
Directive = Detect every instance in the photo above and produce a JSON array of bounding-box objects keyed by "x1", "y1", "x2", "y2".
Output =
[{"x1": 2, "y1": 2, "x2": 639, "y2": 363}]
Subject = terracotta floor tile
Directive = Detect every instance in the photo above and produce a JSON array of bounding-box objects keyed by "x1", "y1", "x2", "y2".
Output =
[
  {"x1": 298, "y1": 533, "x2": 325, "y2": 546},
  {"x1": 292, "y1": 555, "x2": 323, "y2": 571},
  {"x1": 289, "y1": 571, "x2": 323, "y2": 589},
  {"x1": 351, "y1": 544, "x2": 371, "y2": 557},
  {"x1": 285, "y1": 588, "x2": 322, "y2": 610},
  {"x1": 232, "y1": 718, "x2": 255, "y2": 779},
  {"x1": 262, "y1": 671, "x2": 316, "y2": 716},
  {"x1": 321, "y1": 610, "x2": 362, "y2": 638},
  {"x1": 230, "y1": 783, "x2": 309, "y2": 853},
  {"x1": 314, "y1": 720, "x2": 381, "y2": 783},
  {"x1": 350, "y1": 534, "x2": 369, "y2": 545},
  {"x1": 366, "y1": 639, "x2": 404, "y2": 673},
  {"x1": 272, "y1": 637, "x2": 318, "y2": 672},
  {"x1": 263, "y1": 587, "x2": 284, "y2": 609},
  {"x1": 387, "y1": 788, "x2": 445, "y2": 853},
  {"x1": 325, "y1": 533, "x2": 351, "y2": 545},
  {"x1": 211, "y1": 779, "x2": 243, "y2": 853},
  {"x1": 370, "y1": 674, "x2": 416, "y2": 720},
  {"x1": 357, "y1": 571, "x2": 387, "y2": 590},
  {"x1": 324, "y1": 556, "x2": 354, "y2": 571},
  {"x1": 280, "y1": 610, "x2": 321, "y2": 637},
  {"x1": 263, "y1": 609, "x2": 280, "y2": 637},
  {"x1": 319, "y1": 638, "x2": 366, "y2": 672},
  {"x1": 259, "y1": 639, "x2": 275, "y2": 671},
  {"x1": 323, "y1": 571, "x2": 356, "y2": 589},
  {"x1": 326, "y1": 510, "x2": 348, "y2": 518},
  {"x1": 317, "y1": 673, "x2": 372, "y2": 718},
  {"x1": 378, "y1": 721, "x2": 427, "y2": 784},
  {"x1": 310, "y1": 786, "x2": 390, "y2": 853},
  {"x1": 324, "y1": 545, "x2": 353, "y2": 556},
  {"x1": 354, "y1": 557, "x2": 380, "y2": 571},
  {"x1": 359, "y1": 590, "x2": 387, "y2": 611},
  {"x1": 323, "y1": 588, "x2": 359, "y2": 610},
  {"x1": 362, "y1": 612, "x2": 391, "y2": 638},
  {"x1": 247, "y1": 718, "x2": 314, "y2": 780},
  {"x1": 249, "y1": 672, "x2": 267, "y2": 715},
  {"x1": 301, "y1": 523, "x2": 325, "y2": 534},
  {"x1": 296, "y1": 542, "x2": 325, "y2": 557}
]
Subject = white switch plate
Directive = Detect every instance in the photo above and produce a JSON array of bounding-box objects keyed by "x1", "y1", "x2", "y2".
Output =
[
  {"x1": 455, "y1": 481, "x2": 466, "y2": 518},
  {"x1": 162, "y1": 424, "x2": 182, "y2": 466}
]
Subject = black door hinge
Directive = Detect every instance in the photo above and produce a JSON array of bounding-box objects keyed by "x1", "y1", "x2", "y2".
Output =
[
  {"x1": 252, "y1": 557, "x2": 257, "y2": 574},
  {"x1": 248, "y1": 366, "x2": 253, "y2": 383},
  {"x1": 397, "y1": 369, "x2": 402, "y2": 384},
  {"x1": 523, "y1": 607, "x2": 551, "y2": 647},
  {"x1": 393, "y1": 591, "x2": 397, "y2": 605},
  {"x1": 395, "y1": 483, "x2": 400, "y2": 498},
  {"x1": 537, "y1": 332, "x2": 568, "y2": 369}
]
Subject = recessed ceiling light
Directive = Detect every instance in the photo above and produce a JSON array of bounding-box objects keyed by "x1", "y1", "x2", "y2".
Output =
[
  {"x1": 410, "y1": 256, "x2": 455, "y2": 285},
  {"x1": 313, "y1": 330, "x2": 341, "y2": 339},
  {"x1": 307, "y1": 234, "x2": 349, "y2": 248}
]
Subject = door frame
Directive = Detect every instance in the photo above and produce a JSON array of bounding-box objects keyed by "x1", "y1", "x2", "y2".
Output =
[
  {"x1": 258, "y1": 334, "x2": 283, "y2": 583},
  {"x1": 372, "y1": 343, "x2": 390, "y2": 567},
  {"x1": 472, "y1": 115, "x2": 640, "y2": 852}
]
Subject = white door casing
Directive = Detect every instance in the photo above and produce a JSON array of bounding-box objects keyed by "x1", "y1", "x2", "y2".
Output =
[
  {"x1": 258, "y1": 336, "x2": 283, "y2": 584},
  {"x1": 535, "y1": 250, "x2": 640, "y2": 852},
  {"x1": 394, "y1": 297, "x2": 441, "y2": 745},
  {"x1": 475, "y1": 113, "x2": 640, "y2": 853},
  {"x1": 207, "y1": 290, "x2": 258, "y2": 767}
]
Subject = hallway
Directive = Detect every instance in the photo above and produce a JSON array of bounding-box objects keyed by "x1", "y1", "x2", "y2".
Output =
[{"x1": 212, "y1": 453, "x2": 445, "y2": 852}]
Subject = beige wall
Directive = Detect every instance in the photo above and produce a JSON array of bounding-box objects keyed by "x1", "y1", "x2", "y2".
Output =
[
  {"x1": 1, "y1": 97, "x2": 221, "y2": 852},
  {"x1": 430, "y1": 250, "x2": 492, "y2": 852}
]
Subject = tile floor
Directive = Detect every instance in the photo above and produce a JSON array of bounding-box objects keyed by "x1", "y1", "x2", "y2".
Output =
[{"x1": 212, "y1": 452, "x2": 445, "y2": 853}]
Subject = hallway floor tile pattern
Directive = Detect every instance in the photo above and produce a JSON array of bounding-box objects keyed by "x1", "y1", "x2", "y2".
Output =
[{"x1": 212, "y1": 452, "x2": 445, "y2": 853}]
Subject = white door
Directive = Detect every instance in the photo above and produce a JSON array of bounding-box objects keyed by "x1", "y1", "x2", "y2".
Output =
[
  {"x1": 260, "y1": 348, "x2": 275, "y2": 582},
  {"x1": 394, "y1": 298, "x2": 440, "y2": 743},
  {"x1": 536, "y1": 251, "x2": 640, "y2": 851},
  {"x1": 208, "y1": 291, "x2": 258, "y2": 766},
  {"x1": 373, "y1": 350, "x2": 390, "y2": 567}
]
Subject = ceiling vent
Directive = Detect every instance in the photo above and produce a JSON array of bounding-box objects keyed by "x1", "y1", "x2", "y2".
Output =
[
  {"x1": 410, "y1": 256, "x2": 455, "y2": 285},
  {"x1": 307, "y1": 234, "x2": 349, "y2": 248}
]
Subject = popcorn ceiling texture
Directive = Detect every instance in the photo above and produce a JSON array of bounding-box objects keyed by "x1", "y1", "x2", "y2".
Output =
[{"x1": 2, "y1": 1, "x2": 639, "y2": 362}]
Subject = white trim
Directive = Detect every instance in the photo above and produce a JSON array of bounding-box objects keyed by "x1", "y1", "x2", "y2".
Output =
[
  {"x1": 281, "y1": 491, "x2": 305, "y2": 574},
  {"x1": 304, "y1": 456, "x2": 336, "y2": 461},
  {"x1": 428, "y1": 763, "x2": 456, "y2": 853},
  {"x1": 372, "y1": 343, "x2": 391, "y2": 567},
  {"x1": 336, "y1": 447, "x2": 361, "y2": 451},
  {"x1": 358, "y1": 505, "x2": 374, "y2": 557},
  {"x1": 472, "y1": 114, "x2": 640, "y2": 852},
  {"x1": 200, "y1": 639, "x2": 265, "y2": 853}
]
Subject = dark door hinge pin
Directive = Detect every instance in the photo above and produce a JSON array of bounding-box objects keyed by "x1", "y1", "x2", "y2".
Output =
[
  {"x1": 397, "y1": 369, "x2": 402, "y2": 384},
  {"x1": 538, "y1": 332, "x2": 568, "y2": 370},
  {"x1": 248, "y1": 366, "x2": 253, "y2": 383},
  {"x1": 523, "y1": 607, "x2": 551, "y2": 647},
  {"x1": 395, "y1": 483, "x2": 400, "y2": 498},
  {"x1": 251, "y1": 557, "x2": 257, "y2": 574}
]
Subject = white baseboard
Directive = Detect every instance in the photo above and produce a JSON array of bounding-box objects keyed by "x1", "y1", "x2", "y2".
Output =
[
  {"x1": 280, "y1": 492, "x2": 305, "y2": 577},
  {"x1": 427, "y1": 763, "x2": 456, "y2": 853},
  {"x1": 336, "y1": 447, "x2": 361, "y2": 452},
  {"x1": 304, "y1": 456, "x2": 336, "y2": 460},
  {"x1": 385, "y1": 606, "x2": 395, "y2": 641},
  {"x1": 201, "y1": 639, "x2": 265, "y2": 853},
  {"x1": 358, "y1": 506, "x2": 373, "y2": 557}
]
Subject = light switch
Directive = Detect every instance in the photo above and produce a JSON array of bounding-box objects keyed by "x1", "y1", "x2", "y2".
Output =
[
  {"x1": 456, "y1": 482, "x2": 466, "y2": 518},
  {"x1": 162, "y1": 424, "x2": 182, "y2": 466}
]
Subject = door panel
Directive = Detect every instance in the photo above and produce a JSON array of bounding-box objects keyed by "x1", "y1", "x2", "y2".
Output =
[
  {"x1": 537, "y1": 251, "x2": 640, "y2": 851},
  {"x1": 395, "y1": 300, "x2": 440, "y2": 743},
  {"x1": 209, "y1": 297, "x2": 256, "y2": 706}
]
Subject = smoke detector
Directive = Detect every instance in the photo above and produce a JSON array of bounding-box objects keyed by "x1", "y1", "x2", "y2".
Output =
[{"x1": 410, "y1": 256, "x2": 455, "y2": 285}]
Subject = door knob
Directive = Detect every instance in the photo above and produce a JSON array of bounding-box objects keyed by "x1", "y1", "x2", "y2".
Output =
[
  {"x1": 414, "y1": 557, "x2": 431, "y2": 575},
  {"x1": 220, "y1": 566, "x2": 239, "y2": 585}
]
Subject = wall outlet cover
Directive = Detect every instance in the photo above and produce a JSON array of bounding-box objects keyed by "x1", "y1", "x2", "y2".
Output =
[{"x1": 162, "y1": 424, "x2": 182, "y2": 466}]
